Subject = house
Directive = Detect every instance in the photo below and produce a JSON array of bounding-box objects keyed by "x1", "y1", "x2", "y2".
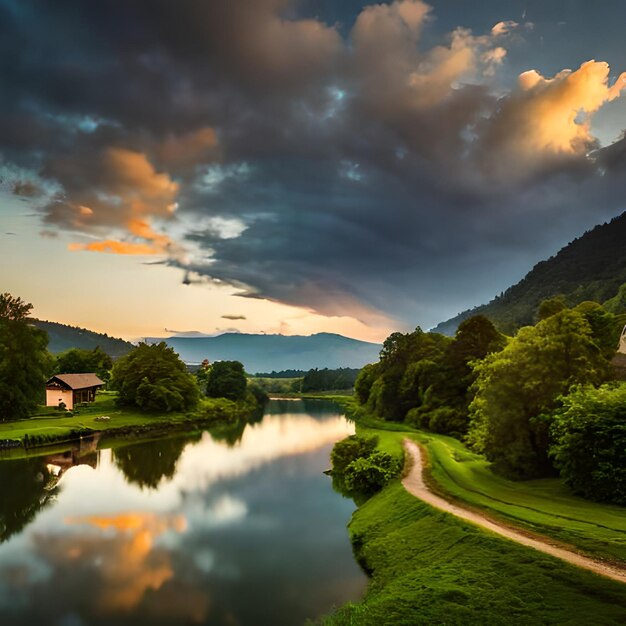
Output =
[{"x1": 45, "y1": 373, "x2": 105, "y2": 410}]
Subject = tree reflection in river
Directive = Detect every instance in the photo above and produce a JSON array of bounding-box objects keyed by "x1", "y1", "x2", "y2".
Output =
[
  {"x1": 0, "y1": 456, "x2": 56, "y2": 543},
  {"x1": 113, "y1": 434, "x2": 199, "y2": 490}
]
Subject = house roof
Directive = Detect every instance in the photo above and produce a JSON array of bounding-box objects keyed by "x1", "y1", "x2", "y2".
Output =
[{"x1": 46, "y1": 373, "x2": 105, "y2": 390}]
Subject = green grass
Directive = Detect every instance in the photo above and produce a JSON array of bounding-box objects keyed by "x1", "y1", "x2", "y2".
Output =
[
  {"x1": 349, "y1": 410, "x2": 626, "y2": 565},
  {"x1": 0, "y1": 391, "x2": 260, "y2": 457},
  {"x1": 0, "y1": 393, "x2": 188, "y2": 442},
  {"x1": 322, "y1": 481, "x2": 626, "y2": 625},
  {"x1": 419, "y1": 432, "x2": 626, "y2": 565}
]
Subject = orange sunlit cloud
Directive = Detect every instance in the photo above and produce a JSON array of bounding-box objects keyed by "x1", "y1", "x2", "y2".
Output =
[
  {"x1": 68, "y1": 147, "x2": 182, "y2": 256},
  {"x1": 68, "y1": 240, "x2": 164, "y2": 255},
  {"x1": 515, "y1": 60, "x2": 626, "y2": 154}
]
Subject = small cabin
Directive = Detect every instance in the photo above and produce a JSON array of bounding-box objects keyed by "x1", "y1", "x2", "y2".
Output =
[{"x1": 46, "y1": 373, "x2": 105, "y2": 411}]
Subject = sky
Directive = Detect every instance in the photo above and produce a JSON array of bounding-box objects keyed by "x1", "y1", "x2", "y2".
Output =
[{"x1": 2, "y1": 0, "x2": 626, "y2": 342}]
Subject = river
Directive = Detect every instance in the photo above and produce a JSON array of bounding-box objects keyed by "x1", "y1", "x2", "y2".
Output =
[{"x1": 0, "y1": 399, "x2": 367, "y2": 625}]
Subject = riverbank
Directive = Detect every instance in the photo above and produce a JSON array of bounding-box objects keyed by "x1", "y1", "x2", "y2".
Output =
[
  {"x1": 0, "y1": 391, "x2": 263, "y2": 455},
  {"x1": 343, "y1": 405, "x2": 626, "y2": 565},
  {"x1": 322, "y1": 405, "x2": 626, "y2": 624}
]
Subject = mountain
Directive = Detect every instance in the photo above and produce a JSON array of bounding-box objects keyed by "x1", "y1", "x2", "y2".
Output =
[
  {"x1": 32, "y1": 319, "x2": 134, "y2": 357},
  {"x1": 433, "y1": 211, "x2": 626, "y2": 335},
  {"x1": 145, "y1": 332, "x2": 382, "y2": 373}
]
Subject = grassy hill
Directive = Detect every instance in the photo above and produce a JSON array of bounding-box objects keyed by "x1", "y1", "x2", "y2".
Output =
[
  {"x1": 434, "y1": 211, "x2": 626, "y2": 335},
  {"x1": 145, "y1": 332, "x2": 382, "y2": 373},
  {"x1": 32, "y1": 319, "x2": 134, "y2": 357}
]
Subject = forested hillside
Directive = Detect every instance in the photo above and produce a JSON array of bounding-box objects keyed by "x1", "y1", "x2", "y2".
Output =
[
  {"x1": 32, "y1": 319, "x2": 134, "y2": 357},
  {"x1": 435, "y1": 211, "x2": 626, "y2": 334}
]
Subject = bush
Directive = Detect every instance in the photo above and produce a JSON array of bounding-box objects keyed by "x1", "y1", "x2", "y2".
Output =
[
  {"x1": 550, "y1": 384, "x2": 626, "y2": 504},
  {"x1": 247, "y1": 382, "x2": 269, "y2": 407},
  {"x1": 343, "y1": 451, "x2": 402, "y2": 495},
  {"x1": 330, "y1": 435, "x2": 378, "y2": 474},
  {"x1": 331, "y1": 434, "x2": 401, "y2": 497}
]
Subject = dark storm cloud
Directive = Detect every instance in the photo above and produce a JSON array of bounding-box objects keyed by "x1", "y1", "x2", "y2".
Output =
[{"x1": 3, "y1": 0, "x2": 626, "y2": 328}]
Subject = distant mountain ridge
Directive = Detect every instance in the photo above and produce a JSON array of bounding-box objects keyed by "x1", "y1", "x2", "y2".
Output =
[
  {"x1": 145, "y1": 332, "x2": 382, "y2": 373},
  {"x1": 32, "y1": 319, "x2": 134, "y2": 357},
  {"x1": 433, "y1": 211, "x2": 626, "y2": 335}
]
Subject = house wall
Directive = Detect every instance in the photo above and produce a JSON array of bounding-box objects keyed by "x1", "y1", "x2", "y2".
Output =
[{"x1": 46, "y1": 389, "x2": 74, "y2": 411}]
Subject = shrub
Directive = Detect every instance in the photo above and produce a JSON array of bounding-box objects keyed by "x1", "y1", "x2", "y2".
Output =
[
  {"x1": 330, "y1": 435, "x2": 378, "y2": 474},
  {"x1": 343, "y1": 451, "x2": 402, "y2": 495}
]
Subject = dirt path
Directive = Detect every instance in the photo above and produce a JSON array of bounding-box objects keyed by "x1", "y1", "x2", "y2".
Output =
[{"x1": 402, "y1": 439, "x2": 626, "y2": 585}]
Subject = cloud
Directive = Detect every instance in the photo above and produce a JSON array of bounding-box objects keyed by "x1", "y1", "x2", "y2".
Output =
[
  {"x1": 12, "y1": 180, "x2": 42, "y2": 197},
  {"x1": 221, "y1": 314, "x2": 247, "y2": 321},
  {"x1": 41, "y1": 146, "x2": 182, "y2": 256},
  {"x1": 3, "y1": 0, "x2": 626, "y2": 330},
  {"x1": 476, "y1": 60, "x2": 626, "y2": 180},
  {"x1": 491, "y1": 20, "x2": 518, "y2": 37}
]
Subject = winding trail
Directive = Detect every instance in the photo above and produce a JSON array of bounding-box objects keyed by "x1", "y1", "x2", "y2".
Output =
[{"x1": 402, "y1": 439, "x2": 626, "y2": 584}]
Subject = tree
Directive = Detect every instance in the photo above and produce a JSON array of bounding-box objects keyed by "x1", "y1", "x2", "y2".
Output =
[
  {"x1": 55, "y1": 346, "x2": 113, "y2": 383},
  {"x1": 0, "y1": 293, "x2": 53, "y2": 421},
  {"x1": 109, "y1": 342, "x2": 198, "y2": 412},
  {"x1": 573, "y1": 301, "x2": 621, "y2": 360},
  {"x1": 367, "y1": 328, "x2": 451, "y2": 421},
  {"x1": 536, "y1": 296, "x2": 568, "y2": 322},
  {"x1": 205, "y1": 361, "x2": 247, "y2": 401},
  {"x1": 467, "y1": 309, "x2": 608, "y2": 478},
  {"x1": 415, "y1": 316, "x2": 505, "y2": 436},
  {"x1": 354, "y1": 363, "x2": 380, "y2": 404},
  {"x1": 550, "y1": 384, "x2": 626, "y2": 504}
]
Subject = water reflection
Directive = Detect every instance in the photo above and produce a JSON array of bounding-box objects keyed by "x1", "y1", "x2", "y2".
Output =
[
  {"x1": 0, "y1": 457, "x2": 57, "y2": 543},
  {"x1": 0, "y1": 400, "x2": 366, "y2": 625},
  {"x1": 113, "y1": 435, "x2": 199, "y2": 490}
]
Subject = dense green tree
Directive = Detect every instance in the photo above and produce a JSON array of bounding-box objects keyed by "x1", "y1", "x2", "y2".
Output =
[
  {"x1": 354, "y1": 363, "x2": 380, "y2": 404},
  {"x1": 368, "y1": 328, "x2": 450, "y2": 421},
  {"x1": 0, "y1": 293, "x2": 53, "y2": 421},
  {"x1": 300, "y1": 367, "x2": 360, "y2": 392},
  {"x1": 573, "y1": 301, "x2": 622, "y2": 360},
  {"x1": 550, "y1": 384, "x2": 626, "y2": 504},
  {"x1": 536, "y1": 296, "x2": 568, "y2": 322},
  {"x1": 55, "y1": 346, "x2": 113, "y2": 382},
  {"x1": 205, "y1": 360, "x2": 247, "y2": 401},
  {"x1": 110, "y1": 342, "x2": 199, "y2": 412},
  {"x1": 467, "y1": 309, "x2": 608, "y2": 478},
  {"x1": 413, "y1": 316, "x2": 505, "y2": 435}
]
